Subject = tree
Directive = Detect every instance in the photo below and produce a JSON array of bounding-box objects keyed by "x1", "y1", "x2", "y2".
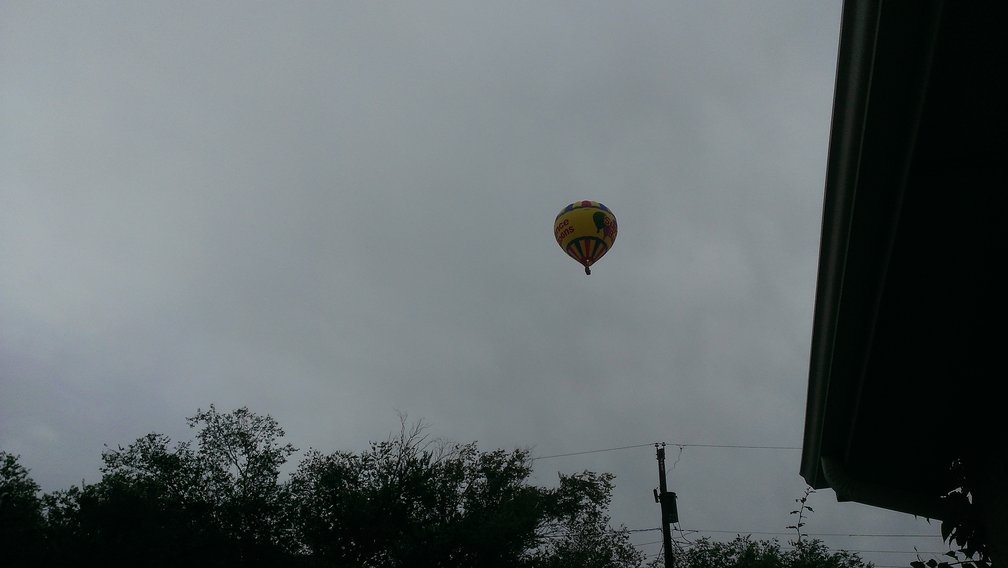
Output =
[
  {"x1": 26, "y1": 406, "x2": 299, "y2": 567},
  {"x1": 185, "y1": 405, "x2": 298, "y2": 557},
  {"x1": 529, "y1": 471, "x2": 644, "y2": 568},
  {"x1": 648, "y1": 535, "x2": 871, "y2": 568},
  {"x1": 95, "y1": 405, "x2": 298, "y2": 565},
  {"x1": 286, "y1": 416, "x2": 643, "y2": 568},
  {"x1": 641, "y1": 486, "x2": 873, "y2": 568},
  {"x1": 4, "y1": 407, "x2": 643, "y2": 567},
  {"x1": 0, "y1": 452, "x2": 44, "y2": 565},
  {"x1": 922, "y1": 457, "x2": 994, "y2": 568}
]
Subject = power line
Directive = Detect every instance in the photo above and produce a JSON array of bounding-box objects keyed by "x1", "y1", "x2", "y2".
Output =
[
  {"x1": 677, "y1": 528, "x2": 937, "y2": 538},
  {"x1": 533, "y1": 443, "x2": 943, "y2": 561},
  {"x1": 635, "y1": 546, "x2": 948, "y2": 556},
  {"x1": 869, "y1": 551, "x2": 947, "y2": 555},
  {"x1": 534, "y1": 443, "x2": 654, "y2": 459},
  {"x1": 567, "y1": 526, "x2": 937, "y2": 539},
  {"x1": 821, "y1": 549, "x2": 946, "y2": 555},
  {"x1": 638, "y1": 551, "x2": 951, "y2": 562},
  {"x1": 629, "y1": 537, "x2": 947, "y2": 556},
  {"x1": 570, "y1": 527, "x2": 937, "y2": 540},
  {"x1": 533, "y1": 442, "x2": 801, "y2": 460}
]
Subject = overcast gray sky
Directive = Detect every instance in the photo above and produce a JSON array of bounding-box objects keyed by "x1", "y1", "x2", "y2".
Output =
[{"x1": 2, "y1": 1, "x2": 947, "y2": 565}]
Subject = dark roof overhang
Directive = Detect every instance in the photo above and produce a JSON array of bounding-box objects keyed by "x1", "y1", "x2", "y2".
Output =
[{"x1": 800, "y1": 0, "x2": 1004, "y2": 519}]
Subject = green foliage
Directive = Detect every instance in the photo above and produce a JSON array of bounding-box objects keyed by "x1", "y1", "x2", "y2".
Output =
[
  {"x1": 31, "y1": 406, "x2": 299, "y2": 566},
  {"x1": 786, "y1": 486, "x2": 814, "y2": 544},
  {"x1": 2, "y1": 408, "x2": 642, "y2": 568},
  {"x1": 186, "y1": 405, "x2": 298, "y2": 555},
  {"x1": 926, "y1": 458, "x2": 993, "y2": 568},
  {"x1": 644, "y1": 486, "x2": 870, "y2": 568},
  {"x1": 286, "y1": 417, "x2": 642, "y2": 567},
  {"x1": 6, "y1": 410, "x2": 899, "y2": 568},
  {"x1": 529, "y1": 471, "x2": 643, "y2": 568},
  {"x1": 660, "y1": 535, "x2": 870, "y2": 568},
  {"x1": 1, "y1": 452, "x2": 44, "y2": 564}
]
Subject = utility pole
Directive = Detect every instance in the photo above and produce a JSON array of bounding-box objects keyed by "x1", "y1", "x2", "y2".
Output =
[{"x1": 653, "y1": 443, "x2": 678, "y2": 568}]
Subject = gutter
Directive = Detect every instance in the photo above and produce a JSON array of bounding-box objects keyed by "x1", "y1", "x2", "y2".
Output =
[
  {"x1": 800, "y1": 0, "x2": 882, "y2": 489},
  {"x1": 801, "y1": 0, "x2": 944, "y2": 490}
]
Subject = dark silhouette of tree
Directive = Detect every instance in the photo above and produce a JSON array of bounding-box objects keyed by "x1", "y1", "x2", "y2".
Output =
[
  {"x1": 527, "y1": 471, "x2": 643, "y2": 568},
  {"x1": 646, "y1": 487, "x2": 873, "y2": 568},
  {"x1": 1, "y1": 452, "x2": 44, "y2": 565},
  {"x1": 94, "y1": 405, "x2": 298, "y2": 566},
  {"x1": 286, "y1": 417, "x2": 643, "y2": 567},
  {"x1": 648, "y1": 535, "x2": 872, "y2": 568},
  {"x1": 185, "y1": 405, "x2": 298, "y2": 560},
  {"x1": 2, "y1": 407, "x2": 644, "y2": 567},
  {"x1": 3, "y1": 408, "x2": 885, "y2": 568}
]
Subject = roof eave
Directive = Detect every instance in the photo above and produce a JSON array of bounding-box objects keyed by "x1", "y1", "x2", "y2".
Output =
[{"x1": 800, "y1": 0, "x2": 881, "y2": 489}]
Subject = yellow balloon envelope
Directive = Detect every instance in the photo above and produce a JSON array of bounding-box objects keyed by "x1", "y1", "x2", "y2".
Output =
[{"x1": 554, "y1": 200, "x2": 617, "y2": 275}]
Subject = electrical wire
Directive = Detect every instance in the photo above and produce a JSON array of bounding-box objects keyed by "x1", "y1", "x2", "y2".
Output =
[
  {"x1": 533, "y1": 443, "x2": 654, "y2": 459},
  {"x1": 561, "y1": 527, "x2": 937, "y2": 539},
  {"x1": 676, "y1": 528, "x2": 937, "y2": 538},
  {"x1": 532, "y1": 442, "x2": 946, "y2": 561},
  {"x1": 533, "y1": 441, "x2": 801, "y2": 460},
  {"x1": 630, "y1": 537, "x2": 947, "y2": 556}
]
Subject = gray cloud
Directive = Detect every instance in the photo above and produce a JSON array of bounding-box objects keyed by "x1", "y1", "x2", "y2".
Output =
[{"x1": 2, "y1": 1, "x2": 945, "y2": 564}]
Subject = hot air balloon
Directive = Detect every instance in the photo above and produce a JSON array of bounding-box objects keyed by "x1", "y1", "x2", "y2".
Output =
[{"x1": 554, "y1": 200, "x2": 617, "y2": 275}]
